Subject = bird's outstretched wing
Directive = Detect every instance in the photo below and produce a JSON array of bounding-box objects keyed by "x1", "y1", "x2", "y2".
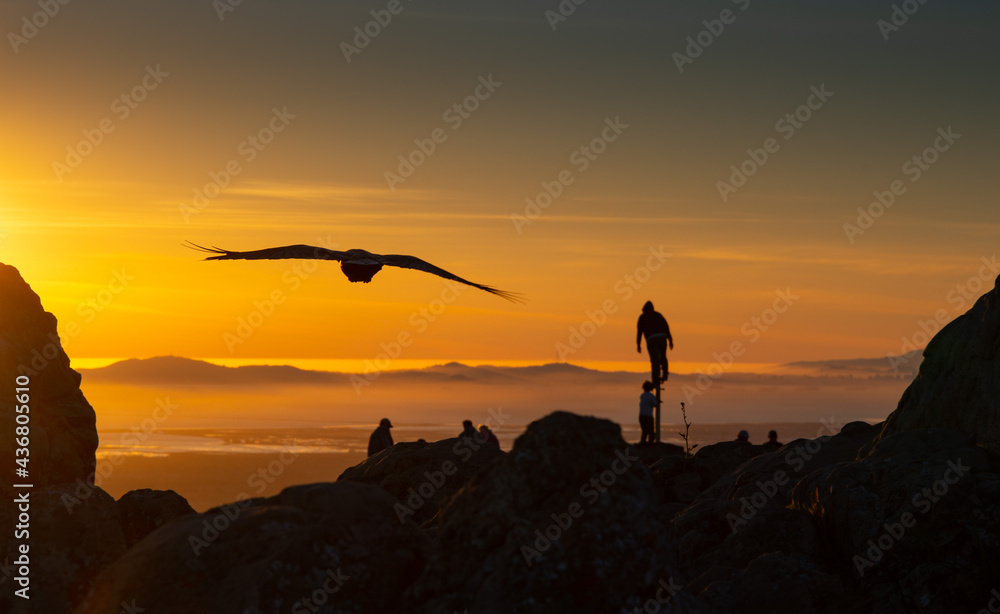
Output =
[
  {"x1": 185, "y1": 242, "x2": 347, "y2": 261},
  {"x1": 379, "y1": 254, "x2": 526, "y2": 303}
]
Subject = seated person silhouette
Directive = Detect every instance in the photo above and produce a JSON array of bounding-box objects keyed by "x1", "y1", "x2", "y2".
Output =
[
  {"x1": 460, "y1": 419, "x2": 478, "y2": 440},
  {"x1": 367, "y1": 418, "x2": 394, "y2": 457},
  {"x1": 762, "y1": 429, "x2": 783, "y2": 450}
]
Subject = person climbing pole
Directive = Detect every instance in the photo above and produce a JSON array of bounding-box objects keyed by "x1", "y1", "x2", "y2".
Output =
[{"x1": 636, "y1": 300, "x2": 673, "y2": 387}]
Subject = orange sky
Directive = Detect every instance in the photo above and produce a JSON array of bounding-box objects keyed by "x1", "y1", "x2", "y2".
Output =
[{"x1": 1, "y1": 1, "x2": 997, "y2": 373}]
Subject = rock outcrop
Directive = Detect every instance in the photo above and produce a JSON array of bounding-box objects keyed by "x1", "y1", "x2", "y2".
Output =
[
  {"x1": 791, "y1": 429, "x2": 1000, "y2": 613},
  {"x1": 0, "y1": 263, "x2": 98, "y2": 491},
  {"x1": 665, "y1": 422, "x2": 880, "y2": 612},
  {"x1": 77, "y1": 482, "x2": 430, "y2": 614},
  {"x1": 696, "y1": 420, "x2": 880, "y2": 504},
  {"x1": 876, "y1": 273, "x2": 1000, "y2": 454},
  {"x1": 117, "y1": 489, "x2": 196, "y2": 548},
  {"x1": 0, "y1": 483, "x2": 127, "y2": 614},
  {"x1": 338, "y1": 437, "x2": 504, "y2": 525},
  {"x1": 1, "y1": 263, "x2": 115, "y2": 613},
  {"x1": 407, "y1": 411, "x2": 696, "y2": 614}
]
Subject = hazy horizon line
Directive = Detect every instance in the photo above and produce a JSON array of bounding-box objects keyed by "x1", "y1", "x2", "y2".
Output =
[{"x1": 72, "y1": 351, "x2": 923, "y2": 378}]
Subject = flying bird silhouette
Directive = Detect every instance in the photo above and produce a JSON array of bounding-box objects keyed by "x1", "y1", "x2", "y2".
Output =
[{"x1": 185, "y1": 242, "x2": 525, "y2": 303}]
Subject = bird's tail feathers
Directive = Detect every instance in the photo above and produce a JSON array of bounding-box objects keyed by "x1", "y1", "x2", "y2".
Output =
[
  {"x1": 183, "y1": 241, "x2": 233, "y2": 260},
  {"x1": 480, "y1": 286, "x2": 527, "y2": 304}
]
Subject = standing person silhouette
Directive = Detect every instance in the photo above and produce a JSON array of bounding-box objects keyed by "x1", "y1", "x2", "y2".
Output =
[
  {"x1": 636, "y1": 301, "x2": 673, "y2": 386},
  {"x1": 638, "y1": 381, "x2": 659, "y2": 444}
]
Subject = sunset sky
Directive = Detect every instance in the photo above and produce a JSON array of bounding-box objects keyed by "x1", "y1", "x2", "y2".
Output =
[{"x1": 1, "y1": 0, "x2": 997, "y2": 374}]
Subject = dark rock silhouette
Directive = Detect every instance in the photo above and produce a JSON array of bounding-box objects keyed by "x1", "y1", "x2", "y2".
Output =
[
  {"x1": 634, "y1": 440, "x2": 685, "y2": 466},
  {"x1": 665, "y1": 420, "x2": 881, "y2": 612},
  {"x1": 687, "y1": 439, "x2": 767, "y2": 491},
  {"x1": 791, "y1": 429, "x2": 998, "y2": 612},
  {"x1": 0, "y1": 263, "x2": 118, "y2": 614},
  {"x1": 116, "y1": 488, "x2": 196, "y2": 548},
  {"x1": 0, "y1": 263, "x2": 98, "y2": 490},
  {"x1": 697, "y1": 420, "x2": 880, "y2": 504},
  {"x1": 697, "y1": 552, "x2": 846, "y2": 614},
  {"x1": 876, "y1": 274, "x2": 1000, "y2": 453},
  {"x1": 0, "y1": 483, "x2": 127, "y2": 614},
  {"x1": 77, "y1": 482, "x2": 430, "y2": 614},
  {"x1": 406, "y1": 411, "x2": 696, "y2": 614},
  {"x1": 338, "y1": 437, "x2": 504, "y2": 525}
]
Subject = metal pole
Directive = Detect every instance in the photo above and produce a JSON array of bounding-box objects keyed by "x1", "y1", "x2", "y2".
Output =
[{"x1": 654, "y1": 383, "x2": 661, "y2": 443}]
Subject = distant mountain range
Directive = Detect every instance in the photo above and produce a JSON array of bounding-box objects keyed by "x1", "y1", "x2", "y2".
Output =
[
  {"x1": 76, "y1": 352, "x2": 924, "y2": 386},
  {"x1": 766, "y1": 351, "x2": 924, "y2": 377}
]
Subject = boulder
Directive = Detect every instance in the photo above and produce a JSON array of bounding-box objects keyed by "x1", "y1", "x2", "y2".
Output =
[
  {"x1": 688, "y1": 440, "x2": 768, "y2": 491},
  {"x1": 116, "y1": 489, "x2": 196, "y2": 548},
  {"x1": 791, "y1": 429, "x2": 1000, "y2": 613},
  {"x1": 875, "y1": 273, "x2": 1000, "y2": 454},
  {"x1": 635, "y1": 441, "x2": 686, "y2": 466},
  {"x1": 0, "y1": 264, "x2": 114, "y2": 613},
  {"x1": 0, "y1": 483, "x2": 127, "y2": 614},
  {"x1": 0, "y1": 263, "x2": 98, "y2": 492},
  {"x1": 337, "y1": 437, "x2": 504, "y2": 525},
  {"x1": 665, "y1": 421, "x2": 894, "y2": 610},
  {"x1": 649, "y1": 454, "x2": 702, "y2": 504},
  {"x1": 697, "y1": 420, "x2": 880, "y2": 505},
  {"x1": 76, "y1": 482, "x2": 430, "y2": 614},
  {"x1": 672, "y1": 500, "x2": 823, "y2": 583},
  {"x1": 407, "y1": 411, "x2": 702, "y2": 614},
  {"x1": 698, "y1": 553, "x2": 846, "y2": 614}
]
